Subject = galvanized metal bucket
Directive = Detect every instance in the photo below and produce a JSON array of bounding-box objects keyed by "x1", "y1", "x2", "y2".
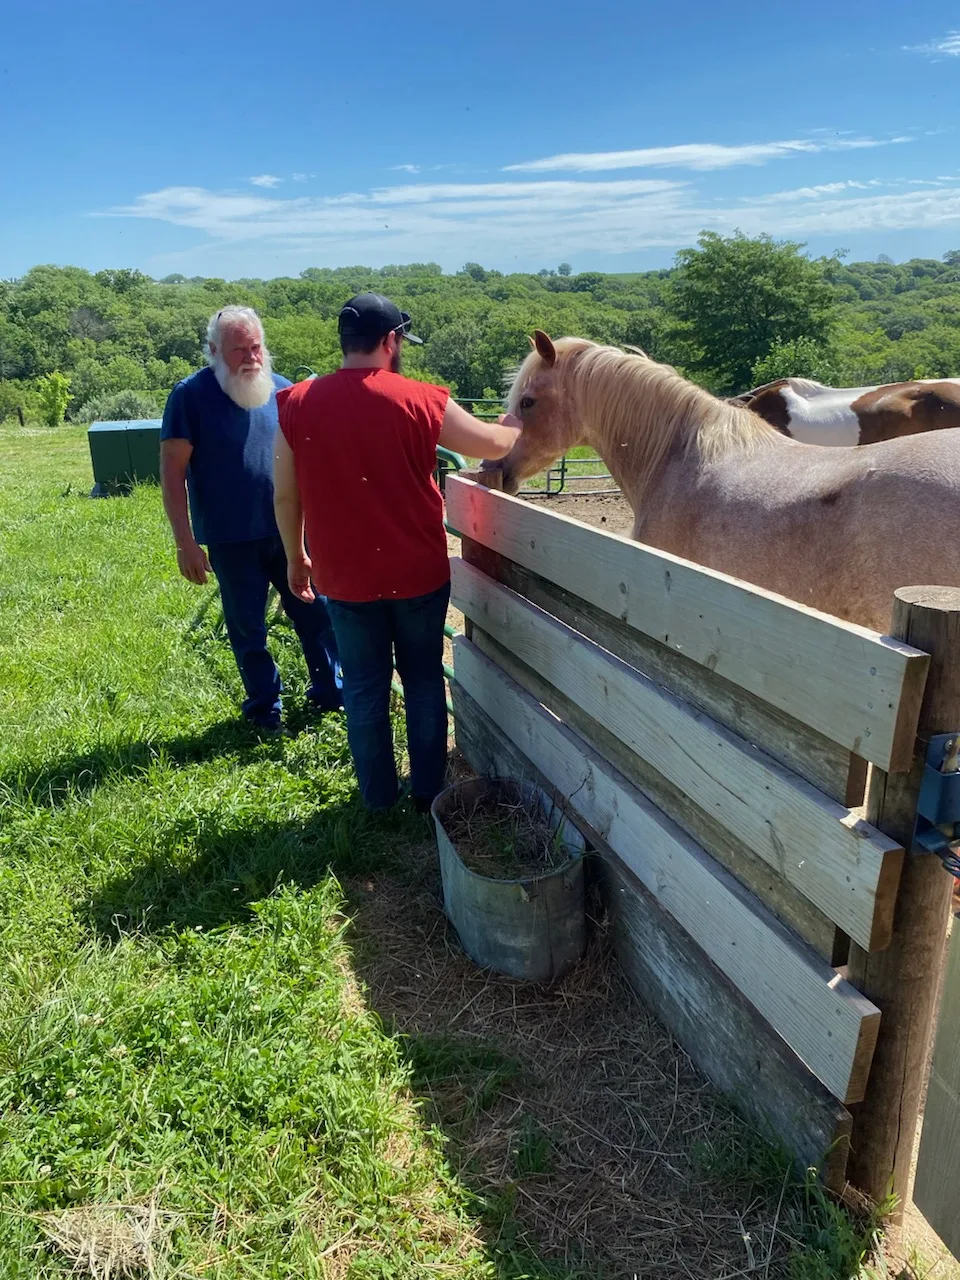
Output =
[{"x1": 431, "y1": 776, "x2": 587, "y2": 984}]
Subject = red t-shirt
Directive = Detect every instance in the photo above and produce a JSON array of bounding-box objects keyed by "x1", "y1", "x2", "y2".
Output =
[{"x1": 277, "y1": 368, "x2": 451, "y2": 603}]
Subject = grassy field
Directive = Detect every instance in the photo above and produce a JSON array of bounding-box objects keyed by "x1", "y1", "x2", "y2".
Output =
[{"x1": 0, "y1": 421, "x2": 952, "y2": 1279}]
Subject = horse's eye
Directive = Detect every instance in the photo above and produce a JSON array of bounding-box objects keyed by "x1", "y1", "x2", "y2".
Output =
[{"x1": 519, "y1": 395, "x2": 536, "y2": 411}]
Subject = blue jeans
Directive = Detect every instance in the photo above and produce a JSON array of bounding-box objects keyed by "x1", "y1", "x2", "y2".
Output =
[
  {"x1": 207, "y1": 536, "x2": 342, "y2": 725},
  {"x1": 326, "y1": 582, "x2": 450, "y2": 810}
]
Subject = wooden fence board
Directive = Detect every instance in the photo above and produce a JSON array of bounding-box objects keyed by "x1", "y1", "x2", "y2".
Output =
[
  {"x1": 460, "y1": 534, "x2": 863, "y2": 806},
  {"x1": 454, "y1": 639, "x2": 882, "y2": 1104},
  {"x1": 471, "y1": 624, "x2": 842, "y2": 962},
  {"x1": 453, "y1": 559, "x2": 903, "y2": 952},
  {"x1": 446, "y1": 476, "x2": 928, "y2": 773},
  {"x1": 452, "y1": 682, "x2": 853, "y2": 1190}
]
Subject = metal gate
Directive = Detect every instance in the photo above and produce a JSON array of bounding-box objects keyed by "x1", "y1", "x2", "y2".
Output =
[{"x1": 456, "y1": 399, "x2": 618, "y2": 495}]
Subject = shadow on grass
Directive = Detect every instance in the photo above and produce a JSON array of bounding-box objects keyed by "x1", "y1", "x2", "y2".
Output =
[
  {"x1": 82, "y1": 770, "x2": 881, "y2": 1279},
  {"x1": 1, "y1": 587, "x2": 327, "y2": 816},
  {"x1": 85, "y1": 791, "x2": 433, "y2": 938},
  {"x1": 0, "y1": 708, "x2": 334, "y2": 814}
]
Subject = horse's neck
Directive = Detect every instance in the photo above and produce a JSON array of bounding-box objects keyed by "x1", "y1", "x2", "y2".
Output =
[
  {"x1": 581, "y1": 395, "x2": 691, "y2": 511},
  {"x1": 580, "y1": 420, "x2": 649, "y2": 510},
  {"x1": 580, "y1": 381, "x2": 784, "y2": 517}
]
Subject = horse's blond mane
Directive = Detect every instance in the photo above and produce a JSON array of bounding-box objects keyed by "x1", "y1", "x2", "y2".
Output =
[{"x1": 510, "y1": 339, "x2": 780, "y2": 503}]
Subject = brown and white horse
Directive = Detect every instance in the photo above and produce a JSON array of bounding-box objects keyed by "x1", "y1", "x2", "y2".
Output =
[
  {"x1": 496, "y1": 332, "x2": 960, "y2": 633},
  {"x1": 732, "y1": 375, "x2": 960, "y2": 445}
]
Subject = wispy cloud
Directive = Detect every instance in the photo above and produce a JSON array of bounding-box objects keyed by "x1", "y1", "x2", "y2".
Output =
[
  {"x1": 503, "y1": 136, "x2": 908, "y2": 174},
  {"x1": 747, "y1": 179, "x2": 882, "y2": 203},
  {"x1": 291, "y1": 172, "x2": 314, "y2": 183},
  {"x1": 102, "y1": 167, "x2": 960, "y2": 274},
  {"x1": 905, "y1": 30, "x2": 960, "y2": 57},
  {"x1": 370, "y1": 178, "x2": 679, "y2": 205},
  {"x1": 249, "y1": 174, "x2": 283, "y2": 188},
  {"x1": 391, "y1": 164, "x2": 421, "y2": 174}
]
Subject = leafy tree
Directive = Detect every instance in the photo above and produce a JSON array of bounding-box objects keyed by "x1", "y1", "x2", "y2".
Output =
[
  {"x1": 0, "y1": 380, "x2": 30, "y2": 423},
  {"x1": 750, "y1": 337, "x2": 838, "y2": 386},
  {"x1": 78, "y1": 389, "x2": 161, "y2": 422},
  {"x1": 557, "y1": 263, "x2": 572, "y2": 276},
  {"x1": 263, "y1": 314, "x2": 340, "y2": 379},
  {"x1": 0, "y1": 316, "x2": 43, "y2": 379},
  {"x1": 69, "y1": 307, "x2": 112, "y2": 341},
  {"x1": 1, "y1": 249, "x2": 959, "y2": 421},
  {"x1": 667, "y1": 231, "x2": 837, "y2": 393},
  {"x1": 423, "y1": 318, "x2": 487, "y2": 397},
  {"x1": 145, "y1": 356, "x2": 193, "y2": 391},
  {"x1": 36, "y1": 371, "x2": 71, "y2": 428},
  {"x1": 570, "y1": 271, "x2": 605, "y2": 295}
]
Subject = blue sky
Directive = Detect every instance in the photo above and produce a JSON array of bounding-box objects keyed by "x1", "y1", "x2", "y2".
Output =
[{"x1": 2, "y1": 0, "x2": 959, "y2": 279}]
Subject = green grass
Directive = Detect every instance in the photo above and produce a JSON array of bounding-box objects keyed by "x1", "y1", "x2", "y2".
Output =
[
  {"x1": 0, "y1": 423, "x2": 501, "y2": 1277},
  {"x1": 692, "y1": 1120, "x2": 897, "y2": 1280}
]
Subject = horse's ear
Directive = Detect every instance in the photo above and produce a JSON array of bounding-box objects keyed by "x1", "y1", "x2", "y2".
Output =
[
  {"x1": 533, "y1": 330, "x2": 557, "y2": 367},
  {"x1": 527, "y1": 335, "x2": 536, "y2": 350}
]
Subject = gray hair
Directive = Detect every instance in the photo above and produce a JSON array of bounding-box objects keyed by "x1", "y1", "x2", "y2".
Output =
[{"x1": 204, "y1": 306, "x2": 264, "y2": 361}]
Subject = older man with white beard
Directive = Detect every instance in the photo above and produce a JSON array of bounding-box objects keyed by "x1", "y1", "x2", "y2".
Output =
[{"x1": 160, "y1": 305, "x2": 341, "y2": 732}]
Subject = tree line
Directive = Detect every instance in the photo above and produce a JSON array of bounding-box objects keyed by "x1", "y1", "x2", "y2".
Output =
[{"x1": 2, "y1": 232, "x2": 960, "y2": 427}]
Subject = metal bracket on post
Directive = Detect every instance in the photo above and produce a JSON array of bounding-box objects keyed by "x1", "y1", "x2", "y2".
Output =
[{"x1": 913, "y1": 732, "x2": 960, "y2": 877}]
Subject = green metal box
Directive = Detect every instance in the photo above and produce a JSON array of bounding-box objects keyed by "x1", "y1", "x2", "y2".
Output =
[{"x1": 88, "y1": 419, "x2": 162, "y2": 495}]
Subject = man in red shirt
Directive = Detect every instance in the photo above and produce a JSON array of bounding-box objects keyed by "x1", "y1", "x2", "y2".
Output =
[{"x1": 273, "y1": 292, "x2": 520, "y2": 811}]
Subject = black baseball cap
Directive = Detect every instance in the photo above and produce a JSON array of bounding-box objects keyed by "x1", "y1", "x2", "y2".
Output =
[{"x1": 337, "y1": 292, "x2": 423, "y2": 345}]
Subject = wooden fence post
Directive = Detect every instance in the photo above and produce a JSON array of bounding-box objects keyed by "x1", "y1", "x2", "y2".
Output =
[{"x1": 846, "y1": 586, "x2": 960, "y2": 1212}]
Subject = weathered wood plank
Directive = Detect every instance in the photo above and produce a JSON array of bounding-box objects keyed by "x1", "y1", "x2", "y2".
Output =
[
  {"x1": 913, "y1": 918, "x2": 960, "y2": 1259},
  {"x1": 471, "y1": 624, "x2": 841, "y2": 962},
  {"x1": 453, "y1": 559, "x2": 903, "y2": 952},
  {"x1": 454, "y1": 639, "x2": 882, "y2": 1104},
  {"x1": 452, "y1": 681, "x2": 853, "y2": 1190},
  {"x1": 446, "y1": 476, "x2": 929, "y2": 773},
  {"x1": 460, "y1": 535, "x2": 858, "y2": 805}
]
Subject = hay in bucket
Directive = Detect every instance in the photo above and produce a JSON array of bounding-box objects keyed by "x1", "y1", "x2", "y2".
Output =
[{"x1": 438, "y1": 784, "x2": 569, "y2": 882}]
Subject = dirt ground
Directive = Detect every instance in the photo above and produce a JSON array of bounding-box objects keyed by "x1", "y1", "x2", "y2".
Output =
[{"x1": 523, "y1": 489, "x2": 635, "y2": 537}]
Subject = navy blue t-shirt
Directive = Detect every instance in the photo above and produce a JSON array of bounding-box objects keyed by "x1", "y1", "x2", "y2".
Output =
[{"x1": 160, "y1": 367, "x2": 292, "y2": 545}]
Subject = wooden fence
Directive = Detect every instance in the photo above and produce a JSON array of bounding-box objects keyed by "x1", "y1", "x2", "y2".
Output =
[{"x1": 444, "y1": 473, "x2": 959, "y2": 1205}]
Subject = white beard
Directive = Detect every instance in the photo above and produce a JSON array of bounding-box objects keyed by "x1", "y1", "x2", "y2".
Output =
[{"x1": 213, "y1": 352, "x2": 275, "y2": 410}]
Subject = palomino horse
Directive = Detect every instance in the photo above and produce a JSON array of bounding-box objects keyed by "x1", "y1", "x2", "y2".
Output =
[
  {"x1": 495, "y1": 332, "x2": 960, "y2": 633},
  {"x1": 731, "y1": 375, "x2": 960, "y2": 445}
]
